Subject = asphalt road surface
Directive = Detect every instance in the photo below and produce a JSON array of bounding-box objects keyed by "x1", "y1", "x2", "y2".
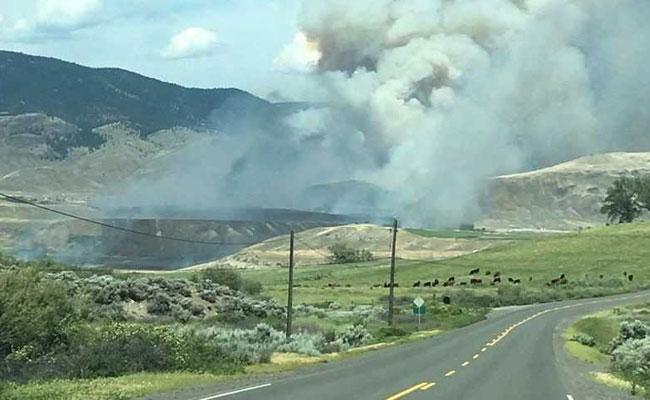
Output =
[{"x1": 144, "y1": 290, "x2": 650, "y2": 400}]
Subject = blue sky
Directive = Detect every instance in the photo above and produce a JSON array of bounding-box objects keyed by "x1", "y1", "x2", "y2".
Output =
[{"x1": 0, "y1": 0, "x2": 305, "y2": 99}]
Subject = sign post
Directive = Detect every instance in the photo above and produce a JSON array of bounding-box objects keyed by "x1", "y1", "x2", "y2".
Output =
[{"x1": 413, "y1": 296, "x2": 425, "y2": 331}]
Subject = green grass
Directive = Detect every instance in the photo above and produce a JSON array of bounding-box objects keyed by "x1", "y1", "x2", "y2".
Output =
[
  {"x1": 565, "y1": 341, "x2": 610, "y2": 365},
  {"x1": 239, "y1": 222, "x2": 650, "y2": 308},
  {"x1": 573, "y1": 316, "x2": 620, "y2": 349},
  {"x1": 3, "y1": 372, "x2": 231, "y2": 400}
]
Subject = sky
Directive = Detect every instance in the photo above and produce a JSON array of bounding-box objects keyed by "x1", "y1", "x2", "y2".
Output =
[{"x1": 0, "y1": 0, "x2": 307, "y2": 100}]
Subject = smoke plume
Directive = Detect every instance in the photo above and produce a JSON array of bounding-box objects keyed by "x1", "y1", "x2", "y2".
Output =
[{"x1": 104, "y1": 0, "x2": 650, "y2": 227}]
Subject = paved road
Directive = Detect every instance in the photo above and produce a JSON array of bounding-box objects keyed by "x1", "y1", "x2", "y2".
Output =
[{"x1": 145, "y1": 290, "x2": 650, "y2": 400}]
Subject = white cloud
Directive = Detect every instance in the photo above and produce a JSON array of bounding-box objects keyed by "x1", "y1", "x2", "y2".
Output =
[
  {"x1": 36, "y1": 0, "x2": 102, "y2": 30},
  {"x1": 161, "y1": 27, "x2": 218, "y2": 59},
  {"x1": 0, "y1": 0, "x2": 104, "y2": 41}
]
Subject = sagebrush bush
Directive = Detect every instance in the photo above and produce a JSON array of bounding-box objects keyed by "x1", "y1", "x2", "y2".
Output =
[
  {"x1": 334, "y1": 325, "x2": 373, "y2": 350},
  {"x1": 147, "y1": 293, "x2": 173, "y2": 315},
  {"x1": 611, "y1": 337, "x2": 650, "y2": 395},
  {"x1": 572, "y1": 333, "x2": 596, "y2": 347},
  {"x1": 202, "y1": 269, "x2": 243, "y2": 291}
]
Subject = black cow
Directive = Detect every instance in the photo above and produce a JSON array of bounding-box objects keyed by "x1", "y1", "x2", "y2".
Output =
[
  {"x1": 432, "y1": 279, "x2": 440, "y2": 287},
  {"x1": 423, "y1": 281, "x2": 432, "y2": 287},
  {"x1": 413, "y1": 280, "x2": 422, "y2": 288},
  {"x1": 442, "y1": 296, "x2": 452, "y2": 305},
  {"x1": 469, "y1": 268, "x2": 480, "y2": 275},
  {"x1": 471, "y1": 278, "x2": 483, "y2": 285},
  {"x1": 513, "y1": 279, "x2": 521, "y2": 285},
  {"x1": 494, "y1": 272, "x2": 501, "y2": 278},
  {"x1": 629, "y1": 274, "x2": 634, "y2": 282}
]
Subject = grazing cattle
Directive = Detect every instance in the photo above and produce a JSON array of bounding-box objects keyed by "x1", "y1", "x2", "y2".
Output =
[
  {"x1": 558, "y1": 278, "x2": 568, "y2": 285},
  {"x1": 442, "y1": 296, "x2": 451, "y2": 305},
  {"x1": 413, "y1": 280, "x2": 422, "y2": 288},
  {"x1": 599, "y1": 274, "x2": 604, "y2": 279},
  {"x1": 629, "y1": 274, "x2": 634, "y2": 282},
  {"x1": 550, "y1": 278, "x2": 560, "y2": 285},
  {"x1": 560, "y1": 273, "x2": 566, "y2": 279},
  {"x1": 508, "y1": 277, "x2": 515, "y2": 283},
  {"x1": 460, "y1": 282, "x2": 468, "y2": 286},
  {"x1": 469, "y1": 268, "x2": 480, "y2": 275},
  {"x1": 494, "y1": 272, "x2": 501, "y2": 278},
  {"x1": 393, "y1": 283, "x2": 400, "y2": 288},
  {"x1": 529, "y1": 277, "x2": 533, "y2": 281},
  {"x1": 485, "y1": 271, "x2": 492, "y2": 276},
  {"x1": 513, "y1": 279, "x2": 521, "y2": 285},
  {"x1": 624, "y1": 272, "x2": 628, "y2": 277},
  {"x1": 423, "y1": 281, "x2": 432, "y2": 287},
  {"x1": 432, "y1": 279, "x2": 440, "y2": 287},
  {"x1": 448, "y1": 277, "x2": 456, "y2": 282},
  {"x1": 470, "y1": 278, "x2": 483, "y2": 285},
  {"x1": 492, "y1": 277, "x2": 502, "y2": 285},
  {"x1": 443, "y1": 281, "x2": 455, "y2": 287},
  {"x1": 372, "y1": 283, "x2": 382, "y2": 288},
  {"x1": 345, "y1": 284, "x2": 351, "y2": 288}
]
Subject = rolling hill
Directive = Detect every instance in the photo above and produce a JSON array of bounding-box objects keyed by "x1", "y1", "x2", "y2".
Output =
[{"x1": 0, "y1": 50, "x2": 301, "y2": 156}]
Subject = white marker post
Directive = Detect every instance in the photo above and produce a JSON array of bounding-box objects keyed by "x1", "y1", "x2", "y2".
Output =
[{"x1": 413, "y1": 296, "x2": 425, "y2": 331}]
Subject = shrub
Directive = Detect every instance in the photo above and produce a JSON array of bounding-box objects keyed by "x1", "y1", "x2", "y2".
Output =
[
  {"x1": 609, "y1": 320, "x2": 650, "y2": 353},
  {"x1": 147, "y1": 293, "x2": 172, "y2": 315},
  {"x1": 241, "y1": 279, "x2": 263, "y2": 296},
  {"x1": 375, "y1": 326, "x2": 408, "y2": 340},
  {"x1": 0, "y1": 269, "x2": 76, "y2": 358},
  {"x1": 202, "y1": 269, "x2": 243, "y2": 292},
  {"x1": 611, "y1": 337, "x2": 650, "y2": 395},
  {"x1": 207, "y1": 323, "x2": 285, "y2": 364},
  {"x1": 277, "y1": 334, "x2": 323, "y2": 356},
  {"x1": 334, "y1": 325, "x2": 373, "y2": 350},
  {"x1": 327, "y1": 243, "x2": 374, "y2": 264},
  {"x1": 572, "y1": 333, "x2": 596, "y2": 347}
]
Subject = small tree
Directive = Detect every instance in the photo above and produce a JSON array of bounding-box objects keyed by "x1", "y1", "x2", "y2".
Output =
[
  {"x1": 601, "y1": 177, "x2": 643, "y2": 223},
  {"x1": 611, "y1": 338, "x2": 650, "y2": 395},
  {"x1": 327, "y1": 243, "x2": 374, "y2": 264}
]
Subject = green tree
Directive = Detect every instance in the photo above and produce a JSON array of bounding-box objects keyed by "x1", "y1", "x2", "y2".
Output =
[
  {"x1": 0, "y1": 269, "x2": 76, "y2": 357},
  {"x1": 600, "y1": 177, "x2": 643, "y2": 223},
  {"x1": 327, "y1": 243, "x2": 374, "y2": 264}
]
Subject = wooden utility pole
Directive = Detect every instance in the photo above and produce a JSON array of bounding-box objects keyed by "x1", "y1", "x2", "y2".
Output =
[
  {"x1": 286, "y1": 230, "x2": 295, "y2": 338},
  {"x1": 388, "y1": 218, "x2": 398, "y2": 326}
]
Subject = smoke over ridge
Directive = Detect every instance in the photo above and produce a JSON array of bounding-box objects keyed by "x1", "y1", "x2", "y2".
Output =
[{"x1": 103, "y1": 0, "x2": 650, "y2": 227}]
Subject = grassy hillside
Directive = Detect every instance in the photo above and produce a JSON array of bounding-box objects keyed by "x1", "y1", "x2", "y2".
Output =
[{"x1": 241, "y1": 223, "x2": 650, "y2": 306}]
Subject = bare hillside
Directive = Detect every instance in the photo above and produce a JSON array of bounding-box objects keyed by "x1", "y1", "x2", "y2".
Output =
[
  {"x1": 189, "y1": 224, "x2": 494, "y2": 270},
  {"x1": 478, "y1": 152, "x2": 650, "y2": 230}
]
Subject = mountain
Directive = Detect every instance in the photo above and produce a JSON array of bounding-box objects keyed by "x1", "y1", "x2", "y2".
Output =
[
  {"x1": 478, "y1": 152, "x2": 650, "y2": 230},
  {"x1": 0, "y1": 51, "x2": 300, "y2": 155}
]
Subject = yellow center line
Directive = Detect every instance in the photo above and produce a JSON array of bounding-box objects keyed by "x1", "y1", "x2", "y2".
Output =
[
  {"x1": 420, "y1": 383, "x2": 436, "y2": 391},
  {"x1": 445, "y1": 370, "x2": 456, "y2": 377},
  {"x1": 385, "y1": 382, "x2": 430, "y2": 400},
  {"x1": 461, "y1": 361, "x2": 470, "y2": 367}
]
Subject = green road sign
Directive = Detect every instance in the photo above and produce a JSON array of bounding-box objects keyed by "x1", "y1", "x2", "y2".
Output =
[{"x1": 413, "y1": 306, "x2": 426, "y2": 315}]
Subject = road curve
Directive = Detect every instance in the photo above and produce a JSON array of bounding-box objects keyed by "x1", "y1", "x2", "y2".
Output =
[{"x1": 142, "y1": 290, "x2": 650, "y2": 400}]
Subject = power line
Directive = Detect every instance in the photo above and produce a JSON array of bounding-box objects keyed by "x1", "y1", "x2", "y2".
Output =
[
  {"x1": 0, "y1": 192, "x2": 259, "y2": 246},
  {"x1": 294, "y1": 235, "x2": 331, "y2": 260}
]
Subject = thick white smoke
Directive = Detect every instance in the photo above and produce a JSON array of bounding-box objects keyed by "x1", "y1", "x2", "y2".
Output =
[
  {"x1": 271, "y1": 0, "x2": 650, "y2": 225},
  {"x1": 104, "y1": 0, "x2": 650, "y2": 228}
]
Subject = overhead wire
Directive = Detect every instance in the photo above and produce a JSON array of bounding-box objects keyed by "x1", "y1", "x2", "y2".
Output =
[{"x1": 0, "y1": 192, "x2": 260, "y2": 246}]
